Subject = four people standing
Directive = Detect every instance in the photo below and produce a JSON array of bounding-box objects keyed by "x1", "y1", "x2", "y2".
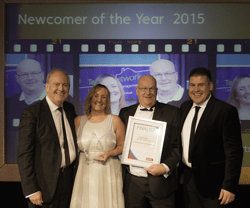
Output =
[{"x1": 18, "y1": 68, "x2": 243, "y2": 208}]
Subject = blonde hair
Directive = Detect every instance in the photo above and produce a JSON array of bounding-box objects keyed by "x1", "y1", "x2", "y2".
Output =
[
  {"x1": 84, "y1": 84, "x2": 111, "y2": 116},
  {"x1": 95, "y1": 74, "x2": 126, "y2": 110},
  {"x1": 227, "y1": 75, "x2": 250, "y2": 109}
]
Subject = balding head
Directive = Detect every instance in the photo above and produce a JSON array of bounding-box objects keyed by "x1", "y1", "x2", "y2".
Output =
[
  {"x1": 136, "y1": 75, "x2": 157, "y2": 108},
  {"x1": 150, "y1": 59, "x2": 178, "y2": 95},
  {"x1": 16, "y1": 59, "x2": 42, "y2": 74},
  {"x1": 16, "y1": 59, "x2": 44, "y2": 96}
]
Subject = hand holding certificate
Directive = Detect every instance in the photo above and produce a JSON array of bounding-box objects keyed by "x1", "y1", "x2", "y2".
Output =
[{"x1": 121, "y1": 116, "x2": 167, "y2": 168}]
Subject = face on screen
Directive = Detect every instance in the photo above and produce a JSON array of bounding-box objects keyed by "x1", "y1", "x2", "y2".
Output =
[
  {"x1": 236, "y1": 77, "x2": 250, "y2": 105},
  {"x1": 100, "y1": 77, "x2": 121, "y2": 103},
  {"x1": 136, "y1": 75, "x2": 157, "y2": 108},
  {"x1": 150, "y1": 59, "x2": 178, "y2": 94},
  {"x1": 15, "y1": 59, "x2": 44, "y2": 95}
]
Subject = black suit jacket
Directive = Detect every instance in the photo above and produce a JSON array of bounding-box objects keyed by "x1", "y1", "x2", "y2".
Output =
[
  {"x1": 180, "y1": 94, "x2": 243, "y2": 197},
  {"x1": 17, "y1": 98, "x2": 78, "y2": 203},
  {"x1": 119, "y1": 101, "x2": 181, "y2": 197}
]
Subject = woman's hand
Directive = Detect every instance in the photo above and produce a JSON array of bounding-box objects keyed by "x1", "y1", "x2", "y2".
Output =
[{"x1": 94, "y1": 151, "x2": 111, "y2": 163}]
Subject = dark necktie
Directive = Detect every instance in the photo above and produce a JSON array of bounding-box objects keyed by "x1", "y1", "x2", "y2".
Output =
[
  {"x1": 188, "y1": 106, "x2": 201, "y2": 163},
  {"x1": 58, "y1": 107, "x2": 70, "y2": 166}
]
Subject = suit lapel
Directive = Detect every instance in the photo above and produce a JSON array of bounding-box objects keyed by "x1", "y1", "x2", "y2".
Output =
[
  {"x1": 152, "y1": 102, "x2": 163, "y2": 121},
  {"x1": 64, "y1": 106, "x2": 75, "y2": 136},
  {"x1": 180, "y1": 101, "x2": 193, "y2": 127},
  {"x1": 129, "y1": 104, "x2": 138, "y2": 116},
  {"x1": 64, "y1": 104, "x2": 78, "y2": 154}
]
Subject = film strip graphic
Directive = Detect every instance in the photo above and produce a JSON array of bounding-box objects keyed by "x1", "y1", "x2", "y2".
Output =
[
  {"x1": 6, "y1": 39, "x2": 250, "y2": 54},
  {"x1": 4, "y1": 39, "x2": 250, "y2": 184}
]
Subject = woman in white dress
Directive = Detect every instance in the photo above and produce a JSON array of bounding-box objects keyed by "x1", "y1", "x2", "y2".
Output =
[{"x1": 70, "y1": 84, "x2": 125, "y2": 208}]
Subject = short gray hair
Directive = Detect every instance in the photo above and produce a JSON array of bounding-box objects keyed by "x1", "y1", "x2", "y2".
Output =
[{"x1": 46, "y1": 68, "x2": 70, "y2": 87}]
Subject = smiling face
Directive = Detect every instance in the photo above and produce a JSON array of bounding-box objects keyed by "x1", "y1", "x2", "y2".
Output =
[
  {"x1": 136, "y1": 75, "x2": 157, "y2": 108},
  {"x1": 45, "y1": 71, "x2": 69, "y2": 106},
  {"x1": 100, "y1": 77, "x2": 121, "y2": 103},
  {"x1": 91, "y1": 87, "x2": 108, "y2": 113},
  {"x1": 16, "y1": 59, "x2": 44, "y2": 95},
  {"x1": 236, "y1": 77, "x2": 250, "y2": 105},
  {"x1": 189, "y1": 75, "x2": 213, "y2": 105}
]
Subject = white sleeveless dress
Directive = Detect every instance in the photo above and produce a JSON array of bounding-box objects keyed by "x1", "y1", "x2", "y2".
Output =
[{"x1": 70, "y1": 114, "x2": 124, "y2": 208}]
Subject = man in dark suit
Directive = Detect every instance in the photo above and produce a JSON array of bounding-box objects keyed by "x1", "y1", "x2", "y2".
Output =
[
  {"x1": 119, "y1": 75, "x2": 180, "y2": 208},
  {"x1": 17, "y1": 69, "x2": 78, "y2": 208},
  {"x1": 180, "y1": 67, "x2": 243, "y2": 208}
]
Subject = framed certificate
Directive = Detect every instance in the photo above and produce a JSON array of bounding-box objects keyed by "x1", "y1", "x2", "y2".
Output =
[{"x1": 121, "y1": 116, "x2": 167, "y2": 168}]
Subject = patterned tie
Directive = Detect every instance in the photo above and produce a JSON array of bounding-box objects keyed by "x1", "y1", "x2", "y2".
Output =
[
  {"x1": 188, "y1": 106, "x2": 201, "y2": 163},
  {"x1": 58, "y1": 107, "x2": 70, "y2": 166}
]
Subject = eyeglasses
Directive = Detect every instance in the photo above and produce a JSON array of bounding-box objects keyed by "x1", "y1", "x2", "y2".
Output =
[
  {"x1": 138, "y1": 87, "x2": 157, "y2": 92},
  {"x1": 154, "y1": 72, "x2": 176, "y2": 79},
  {"x1": 16, "y1": 71, "x2": 43, "y2": 79}
]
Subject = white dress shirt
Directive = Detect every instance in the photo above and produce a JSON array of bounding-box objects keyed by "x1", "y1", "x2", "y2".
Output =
[
  {"x1": 181, "y1": 94, "x2": 211, "y2": 167},
  {"x1": 46, "y1": 96, "x2": 76, "y2": 168}
]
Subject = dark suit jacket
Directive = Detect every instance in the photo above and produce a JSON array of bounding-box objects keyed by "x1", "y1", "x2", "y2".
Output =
[
  {"x1": 180, "y1": 94, "x2": 243, "y2": 197},
  {"x1": 17, "y1": 98, "x2": 78, "y2": 203},
  {"x1": 119, "y1": 101, "x2": 181, "y2": 197},
  {"x1": 7, "y1": 91, "x2": 74, "y2": 163}
]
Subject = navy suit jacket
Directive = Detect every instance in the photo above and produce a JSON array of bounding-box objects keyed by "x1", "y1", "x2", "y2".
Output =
[
  {"x1": 119, "y1": 101, "x2": 181, "y2": 197},
  {"x1": 180, "y1": 94, "x2": 243, "y2": 197},
  {"x1": 17, "y1": 98, "x2": 78, "y2": 203}
]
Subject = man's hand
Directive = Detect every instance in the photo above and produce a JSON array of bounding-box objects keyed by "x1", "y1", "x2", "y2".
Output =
[
  {"x1": 218, "y1": 189, "x2": 235, "y2": 205},
  {"x1": 144, "y1": 164, "x2": 166, "y2": 176},
  {"x1": 29, "y1": 191, "x2": 43, "y2": 206}
]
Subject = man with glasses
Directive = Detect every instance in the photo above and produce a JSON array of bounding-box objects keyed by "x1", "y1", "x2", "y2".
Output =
[
  {"x1": 119, "y1": 75, "x2": 181, "y2": 208},
  {"x1": 6, "y1": 59, "x2": 46, "y2": 163},
  {"x1": 150, "y1": 59, "x2": 185, "y2": 106},
  {"x1": 15, "y1": 59, "x2": 46, "y2": 104}
]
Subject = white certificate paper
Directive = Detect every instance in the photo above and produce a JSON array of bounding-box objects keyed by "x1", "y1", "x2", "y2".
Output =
[{"x1": 121, "y1": 116, "x2": 167, "y2": 168}]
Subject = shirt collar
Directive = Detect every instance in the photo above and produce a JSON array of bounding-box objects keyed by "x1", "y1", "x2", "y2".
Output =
[
  {"x1": 139, "y1": 104, "x2": 156, "y2": 111},
  {"x1": 19, "y1": 88, "x2": 47, "y2": 105},
  {"x1": 46, "y1": 95, "x2": 63, "y2": 112},
  {"x1": 171, "y1": 85, "x2": 184, "y2": 101},
  {"x1": 191, "y1": 93, "x2": 211, "y2": 109},
  {"x1": 157, "y1": 85, "x2": 184, "y2": 103}
]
